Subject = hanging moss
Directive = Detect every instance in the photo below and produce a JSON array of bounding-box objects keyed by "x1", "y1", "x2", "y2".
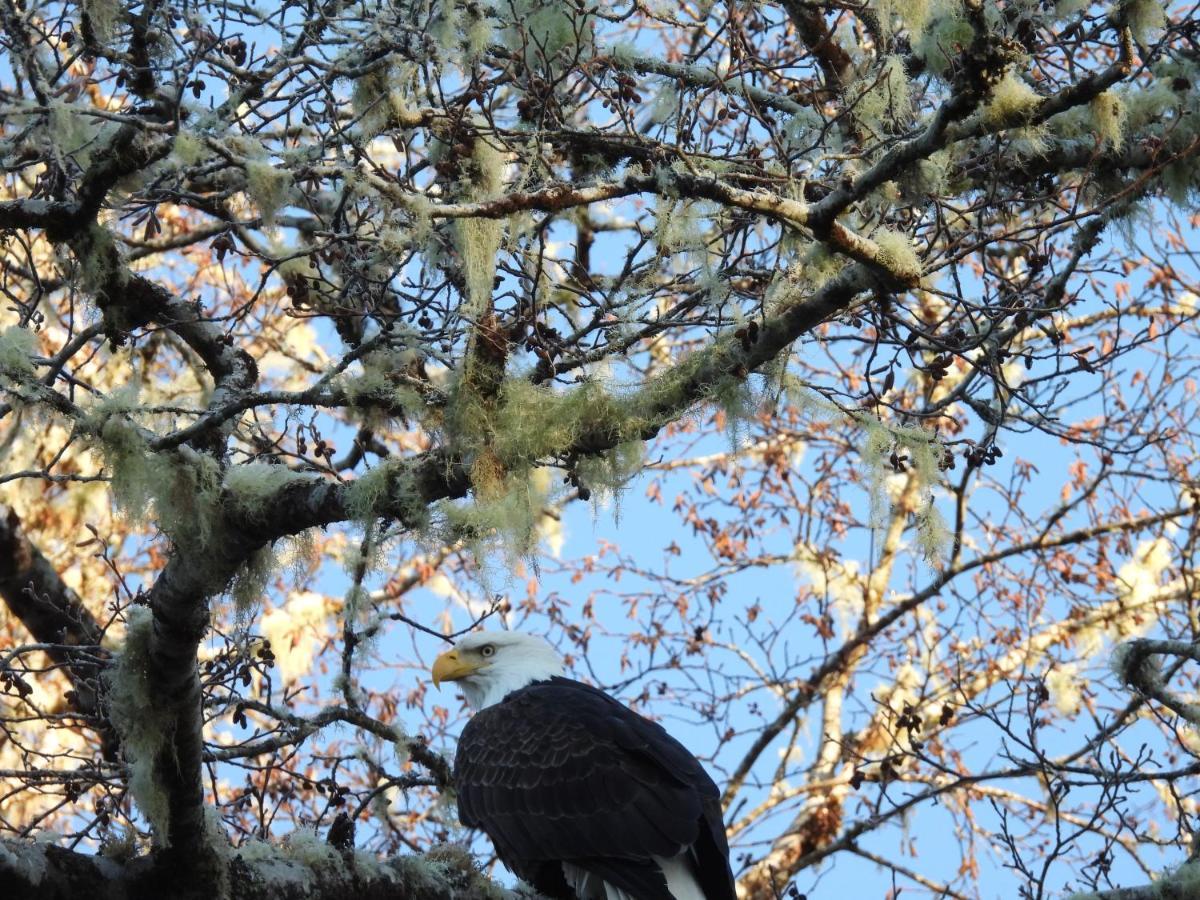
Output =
[
  {"x1": 94, "y1": 408, "x2": 223, "y2": 549},
  {"x1": 345, "y1": 458, "x2": 431, "y2": 529},
  {"x1": 711, "y1": 375, "x2": 760, "y2": 452},
  {"x1": 1090, "y1": 91, "x2": 1128, "y2": 149},
  {"x1": 912, "y1": 2, "x2": 973, "y2": 79},
  {"x1": 228, "y1": 544, "x2": 277, "y2": 620},
  {"x1": 104, "y1": 607, "x2": 173, "y2": 842},
  {"x1": 1113, "y1": 0, "x2": 1166, "y2": 43},
  {"x1": 849, "y1": 56, "x2": 912, "y2": 133},
  {"x1": 447, "y1": 133, "x2": 507, "y2": 319},
  {"x1": 915, "y1": 501, "x2": 949, "y2": 564},
  {"x1": 244, "y1": 160, "x2": 293, "y2": 224},
  {"x1": 440, "y1": 466, "x2": 550, "y2": 561},
  {"x1": 575, "y1": 441, "x2": 645, "y2": 517},
  {"x1": 781, "y1": 373, "x2": 950, "y2": 563},
  {"x1": 873, "y1": 0, "x2": 933, "y2": 38}
]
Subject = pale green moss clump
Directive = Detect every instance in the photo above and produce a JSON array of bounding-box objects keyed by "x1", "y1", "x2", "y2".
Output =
[
  {"x1": 1090, "y1": 91, "x2": 1128, "y2": 149},
  {"x1": 171, "y1": 132, "x2": 205, "y2": 168},
  {"x1": 610, "y1": 42, "x2": 639, "y2": 67},
  {"x1": 858, "y1": 414, "x2": 950, "y2": 562},
  {"x1": 345, "y1": 457, "x2": 430, "y2": 528},
  {"x1": 503, "y1": 0, "x2": 592, "y2": 66},
  {"x1": 341, "y1": 349, "x2": 430, "y2": 419},
  {"x1": 442, "y1": 468, "x2": 550, "y2": 559},
  {"x1": 1113, "y1": 0, "x2": 1166, "y2": 43},
  {"x1": 82, "y1": 0, "x2": 121, "y2": 42},
  {"x1": 984, "y1": 72, "x2": 1042, "y2": 125},
  {"x1": 1053, "y1": 0, "x2": 1091, "y2": 17},
  {"x1": 228, "y1": 544, "x2": 276, "y2": 619},
  {"x1": 848, "y1": 56, "x2": 913, "y2": 136},
  {"x1": 98, "y1": 825, "x2": 138, "y2": 862},
  {"x1": 874, "y1": 229, "x2": 923, "y2": 281},
  {"x1": 48, "y1": 101, "x2": 95, "y2": 168},
  {"x1": 914, "y1": 500, "x2": 949, "y2": 564},
  {"x1": 104, "y1": 607, "x2": 172, "y2": 842},
  {"x1": 432, "y1": 0, "x2": 494, "y2": 58},
  {"x1": 283, "y1": 827, "x2": 344, "y2": 872},
  {"x1": 222, "y1": 463, "x2": 317, "y2": 616},
  {"x1": 223, "y1": 462, "x2": 311, "y2": 521},
  {"x1": 912, "y1": 0, "x2": 973, "y2": 78},
  {"x1": 0, "y1": 325, "x2": 36, "y2": 376},
  {"x1": 353, "y1": 64, "x2": 423, "y2": 136},
  {"x1": 873, "y1": 0, "x2": 933, "y2": 37},
  {"x1": 245, "y1": 160, "x2": 293, "y2": 224},
  {"x1": 903, "y1": 149, "x2": 953, "y2": 200},
  {"x1": 75, "y1": 222, "x2": 128, "y2": 297},
  {"x1": 654, "y1": 200, "x2": 707, "y2": 256}
]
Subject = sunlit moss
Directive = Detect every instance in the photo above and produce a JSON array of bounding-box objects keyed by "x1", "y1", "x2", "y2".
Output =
[
  {"x1": 914, "y1": 501, "x2": 949, "y2": 564},
  {"x1": 873, "y1": 229, "x2": 923, "y2": 281},
  {"x1": 441, "y1": 466, "x2": 550, "y2": 560},
  {"x1": 504, "y1": 0, "x2": 592, "y2": 65},
  {"x1": 171, "y1": 132, "x2": 204, "y2": 167},
  {"x1": 984, "y1": 72, "x2": 1042, "y2": 126},
  {"x1": 1090, "y1": 91, "x2": 1128, "y2": 149},
  {"x1": 450, "y1": 135, "x2": 506, "y2": 317},
  {"x1": 223, "y1": 462, "x2": 311, "y2": 521}
]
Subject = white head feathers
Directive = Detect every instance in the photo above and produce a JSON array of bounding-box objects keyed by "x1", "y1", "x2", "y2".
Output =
[{"x1": 432, "y1": 630, "x2": 565, "y2": 710}]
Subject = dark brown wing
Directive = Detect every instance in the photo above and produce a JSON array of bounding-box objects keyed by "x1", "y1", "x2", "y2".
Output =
[{"x1": 453, "y1": 677, "x2": 736, "y2": 900}]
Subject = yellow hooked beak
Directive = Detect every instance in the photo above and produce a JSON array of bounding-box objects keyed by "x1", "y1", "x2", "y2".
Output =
[{"x1": 431, "y1": 649, "x2": 482, "y2": 687}]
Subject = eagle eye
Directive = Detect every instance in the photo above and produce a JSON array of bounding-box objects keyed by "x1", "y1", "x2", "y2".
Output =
[{"x1": 479, "y1": 644, "x2": 496, "y2": 658}]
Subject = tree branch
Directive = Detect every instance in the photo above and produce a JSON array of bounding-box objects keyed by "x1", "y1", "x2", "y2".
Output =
[
  {"x1": 0, "y1": 503, "x2": 109, "y2": 738},
  {"x1": 0, "y1": 837, "x2": 518, "y2": 900}
]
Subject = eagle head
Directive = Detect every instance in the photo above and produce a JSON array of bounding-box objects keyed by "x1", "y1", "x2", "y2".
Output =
[{"x1": 431, "y1": 630, "x2": 565, "y2": 710}]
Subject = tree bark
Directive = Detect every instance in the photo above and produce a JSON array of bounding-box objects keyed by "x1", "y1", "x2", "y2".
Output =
[{"x1": 0, "y1": 838, "x2": 518, "y2": 900}]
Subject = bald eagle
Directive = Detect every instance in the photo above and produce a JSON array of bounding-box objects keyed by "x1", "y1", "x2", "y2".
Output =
[{"x1": 432, "y1": 631, "x2": 737, "y2": 900}]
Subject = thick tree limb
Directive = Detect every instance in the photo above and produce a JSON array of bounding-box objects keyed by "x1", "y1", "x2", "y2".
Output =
[
  {"x1": 0, "y1": 837, "x2": 516, "y2": 900},
  {"x1": 0, "y1": 503, "x2": 108, "y2": 724}
]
